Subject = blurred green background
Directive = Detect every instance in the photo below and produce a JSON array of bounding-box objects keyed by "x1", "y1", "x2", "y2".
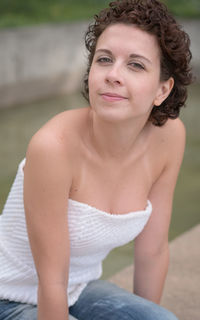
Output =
[{"x1": 0, "y1": 0, "x2": 200, "y2": 29}]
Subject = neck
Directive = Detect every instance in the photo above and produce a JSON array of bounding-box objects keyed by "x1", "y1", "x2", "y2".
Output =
[{"x1": 88, "y1": 110, "x2": 150, "y2": 161}]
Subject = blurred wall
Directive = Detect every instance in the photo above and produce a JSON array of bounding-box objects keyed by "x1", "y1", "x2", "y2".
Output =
[
  {"x1": 0, "y1": 22, "x2": 88, "y2": 109},
  {"x1": 181, "y1": 19, "x2": 200, "y2": 81},
  {"x1": 0, "y1": 20, "x2": 199, "y2": 109}
]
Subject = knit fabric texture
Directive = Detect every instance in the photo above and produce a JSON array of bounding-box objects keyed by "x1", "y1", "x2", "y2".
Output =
[{"x1": 0, "y1": 159, "x2": 152, "y2": 306}]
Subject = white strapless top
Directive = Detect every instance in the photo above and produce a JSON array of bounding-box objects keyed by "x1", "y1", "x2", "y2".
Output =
[{"x1": 0, "y1": 159, "x2": 152, "y2": 306}]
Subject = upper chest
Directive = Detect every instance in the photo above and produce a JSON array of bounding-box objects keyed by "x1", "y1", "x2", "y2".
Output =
[
  {"x1": 69, "y1": 142, "x2": 165, "y2": 214},
  {"x1": 58, "y1": 110, "x2": 169, "y2": 213}
]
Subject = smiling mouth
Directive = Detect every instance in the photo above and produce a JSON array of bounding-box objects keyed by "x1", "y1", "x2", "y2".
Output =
[{"x1": 100, "y1": 93, "x2": 128, "y2": 102}]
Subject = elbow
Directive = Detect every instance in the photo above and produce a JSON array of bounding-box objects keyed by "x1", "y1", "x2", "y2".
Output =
[
  {"x1": 150, "y1": 243, "x2": 169, "y2": 258},
  {"x1": 135, "y1": 243, "x2": 170, "y2": 263}
]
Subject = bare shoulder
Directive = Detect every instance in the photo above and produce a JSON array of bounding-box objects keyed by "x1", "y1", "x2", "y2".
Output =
[
  {"x1": 26, "y1": 107, "x2": 89, "y2": 159},
  {"x1": 154, "y1": 117, "x2": 185, "y2": 140},
  {"x1": 153, "y1": 118, "x2": 186, "y2": 169},
  {"x1": 163, "y1": 117, "x2": 185, "y2": 136},
  {"x1": 161, "y1": 118, "x2": 185, "y2": 151},
  {"x1": 25, "y1": 107, "x2": 89, "y2": 180}
]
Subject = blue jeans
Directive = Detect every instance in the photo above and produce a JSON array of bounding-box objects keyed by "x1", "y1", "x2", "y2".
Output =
[{"x1": 0, "y1": 280, "x2": 178, "y2": 320}]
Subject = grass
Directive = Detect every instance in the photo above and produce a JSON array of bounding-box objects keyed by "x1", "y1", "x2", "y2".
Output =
[{"x1": 0, "y1": 0, "x2": 199, "y2": 29}]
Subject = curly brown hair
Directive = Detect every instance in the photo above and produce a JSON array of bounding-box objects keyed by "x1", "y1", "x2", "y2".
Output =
[{"x1": 82, "y1": 0, "x2": 193, "y2": 126}]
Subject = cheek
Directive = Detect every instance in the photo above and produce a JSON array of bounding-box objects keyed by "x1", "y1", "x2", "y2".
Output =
[
  {"x1": 130, "y1": 79, "x2": 160, "y2": 111},
  {"x1": 88, "y1": 67, "x2": 96, "y2": 91},
  {"x1": 88, "y1": 68, "x2": 97, "y2": 104},
  {"x1": 88, "y1": 66, "x2": 102, "y2": 97},
  {"x1": 136, "y1": 76, "x2": 160, "y2": 98}
]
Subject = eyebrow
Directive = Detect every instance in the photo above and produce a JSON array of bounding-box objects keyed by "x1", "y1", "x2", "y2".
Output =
[{"x1": 95, "y1": 49, "x2": 152, "y2": 64}]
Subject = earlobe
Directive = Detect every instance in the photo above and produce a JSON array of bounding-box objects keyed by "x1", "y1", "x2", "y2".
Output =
[{"x1": 154, "y1": 77, "x2": 174, "y2": 106}]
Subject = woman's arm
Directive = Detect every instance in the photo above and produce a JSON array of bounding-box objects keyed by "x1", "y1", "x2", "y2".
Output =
[
  {"x1": 133, "y1": 119, "x2": 186, "y2": 304},
  {"x1": 24, "y1": 130, "x2": 73, "y2": 320}
]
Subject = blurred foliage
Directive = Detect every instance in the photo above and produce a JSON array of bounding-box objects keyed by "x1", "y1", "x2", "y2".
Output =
[
  {"x1": 0, "y1": 0, "x2": 199, "y2": 29},
  {"x1": 163, "y1": 0, "x2": 200, "y2": 18},
  {"x1": 0, "y1": 0, "x2": 110, "y2": 28}
]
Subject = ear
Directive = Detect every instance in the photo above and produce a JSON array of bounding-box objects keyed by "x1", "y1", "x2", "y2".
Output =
[{"x1": 154, "y1": 77, "x2": 174, "y2": 106}]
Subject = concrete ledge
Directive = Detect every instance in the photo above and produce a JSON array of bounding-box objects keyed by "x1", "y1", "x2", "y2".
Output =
[
  {"x1": 0, "y1": 72, "x2": 83, "y2": 108},
  {"x1": 109, "y1": 225, "x2": 200, "y2": 320}
]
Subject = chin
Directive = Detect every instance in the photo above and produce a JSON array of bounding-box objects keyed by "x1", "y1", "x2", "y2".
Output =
[{"x1": 93, "y1": 104, "x2": 134, "y2": 123}]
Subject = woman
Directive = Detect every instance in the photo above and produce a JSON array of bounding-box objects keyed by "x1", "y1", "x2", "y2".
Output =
[{"x1": 0, "y1": 0, "x2": 193, "y2": 319}]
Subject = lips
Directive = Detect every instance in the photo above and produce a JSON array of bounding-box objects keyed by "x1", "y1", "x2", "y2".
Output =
[{"x1": 100, "y1": 92, "x2": 128, "y2": 102}]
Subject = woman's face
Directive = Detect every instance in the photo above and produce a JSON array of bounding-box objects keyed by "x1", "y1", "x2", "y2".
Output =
[{"x1": 88, "y1": 23, "x2": 172, "y2": 123}]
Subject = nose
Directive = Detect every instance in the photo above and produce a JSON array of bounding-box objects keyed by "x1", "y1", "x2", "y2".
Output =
[{"x1": 105, "y1": 63, "x2": 123, "y2": 86}]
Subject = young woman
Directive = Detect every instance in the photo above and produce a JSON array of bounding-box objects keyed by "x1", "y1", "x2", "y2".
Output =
[{"x1": 0, "y1": 0, "x2": 193, "y2": 319}]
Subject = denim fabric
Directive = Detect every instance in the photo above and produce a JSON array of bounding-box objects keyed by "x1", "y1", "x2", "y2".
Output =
[
  {"x1": 0, "y1": 300, "x2": 37, "y2": 320},
  {"x1": 0, "y1": 280, "x2": 178, "y2": 320},
  {"x1": 0, "y1": 300, "x2": 77, "y2": 320},
  {"x1": 69, "y1": 280, "x2": 178, "y2": 320}
]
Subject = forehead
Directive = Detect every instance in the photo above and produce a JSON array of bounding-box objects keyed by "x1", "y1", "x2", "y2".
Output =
[{"x1": 96, "y1": 23, "x2": 160, "y2": 61}]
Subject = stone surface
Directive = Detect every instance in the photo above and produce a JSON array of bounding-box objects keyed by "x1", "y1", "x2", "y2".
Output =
[{"x1": 109, "y1": 225, "x2": 200, "y2": 320}]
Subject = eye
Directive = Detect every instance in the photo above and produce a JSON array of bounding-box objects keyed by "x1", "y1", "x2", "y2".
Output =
[
  {"x1": 128, "y1": 62, "x2": 145, "y2": 70},
  {"x1": 96, "y1": 56, "x2": 112, "y2": 63}
]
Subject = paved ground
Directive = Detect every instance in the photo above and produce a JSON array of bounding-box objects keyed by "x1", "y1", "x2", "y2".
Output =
[{"x1": 109, "y1": 224, "x2": 200, "y2": 320}]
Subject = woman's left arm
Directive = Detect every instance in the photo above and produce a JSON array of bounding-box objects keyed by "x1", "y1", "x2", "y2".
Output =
[{"x1": 134, "y1": 119, "x2": 186, "y2": 304}]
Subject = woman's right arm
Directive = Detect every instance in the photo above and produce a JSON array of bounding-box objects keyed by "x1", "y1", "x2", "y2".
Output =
[{"x1": 24, "y1": 130, "x2": 73, "y2": 320}]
